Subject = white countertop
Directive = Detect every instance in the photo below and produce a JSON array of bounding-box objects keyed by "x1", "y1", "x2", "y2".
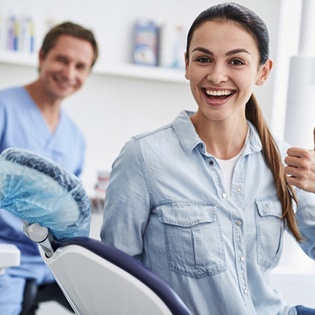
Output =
[{"x1": 0, "y1": 244, "x2": 21, "y2": 275}]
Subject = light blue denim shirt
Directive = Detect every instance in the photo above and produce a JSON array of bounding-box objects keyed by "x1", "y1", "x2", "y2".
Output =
[{"x1": 101, "y1": 110, "x2": 315, "y2": 315}]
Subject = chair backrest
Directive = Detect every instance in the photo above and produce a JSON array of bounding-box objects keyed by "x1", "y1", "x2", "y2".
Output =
[{"x1": 42, "y1": 237, "x2": 193, "y2": 315}]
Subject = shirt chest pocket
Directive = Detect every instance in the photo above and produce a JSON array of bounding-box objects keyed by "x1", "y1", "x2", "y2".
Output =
[
  {"x1": 255, "y1": 197, "x2": 284, "y2": 269},
  {"x1": 157, "y1": 203, "x2": 226, "y2": 278}
]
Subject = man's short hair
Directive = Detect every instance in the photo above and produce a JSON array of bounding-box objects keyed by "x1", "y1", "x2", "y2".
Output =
[{"x1": 40, "y1": 21, "x2": 99, "y2": 67}]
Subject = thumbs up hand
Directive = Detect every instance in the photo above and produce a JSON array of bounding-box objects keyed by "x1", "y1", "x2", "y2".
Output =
[{"x1": 284, "y1": 128, "x2": 315, "y2": 193}]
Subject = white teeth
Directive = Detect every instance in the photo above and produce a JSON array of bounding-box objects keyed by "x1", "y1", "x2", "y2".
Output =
[{"x1": 205, "y1": 90, "x2": 232, "y2": 96}]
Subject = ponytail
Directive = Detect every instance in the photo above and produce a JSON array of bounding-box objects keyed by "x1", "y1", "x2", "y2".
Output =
[{"x1": 246, "y1": 95, "x2": 302, "y2": 242}]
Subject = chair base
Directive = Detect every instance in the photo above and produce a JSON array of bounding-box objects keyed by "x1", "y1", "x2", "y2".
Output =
[{"x1": 20, "y1": 280, "x2": 74, "y2": 315}]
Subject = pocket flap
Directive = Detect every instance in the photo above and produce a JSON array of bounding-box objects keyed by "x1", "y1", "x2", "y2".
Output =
[
  {"x1": 158, "y1": 203, "x2": 216, "y2": 227},
  {"x1": 256, "y1": 197, "x2": 283, "y2": 218}
]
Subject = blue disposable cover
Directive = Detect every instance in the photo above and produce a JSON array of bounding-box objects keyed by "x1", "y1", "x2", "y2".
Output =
[{"x1": 0, "y1": 148, "x2": 91, "y2": 240}]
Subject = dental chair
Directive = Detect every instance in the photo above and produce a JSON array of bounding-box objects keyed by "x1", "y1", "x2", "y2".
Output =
[
  {"x1": 0, "y1": 148, "x2": 193, "y2": 315},
  {"x1": 24, "y1": 223, "x2": 193, "y2": 315}
]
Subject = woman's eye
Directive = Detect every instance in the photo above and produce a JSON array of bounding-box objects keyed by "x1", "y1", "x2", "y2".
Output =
[
  {"x1": 196, "y1": 57, "x2": 211, "y2": 63},
  {"x1": 230, "y1": 59, "x2": 244, "y2": 65}
]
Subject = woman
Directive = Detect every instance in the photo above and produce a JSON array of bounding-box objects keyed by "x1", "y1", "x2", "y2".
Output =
[{"x1": 101, "y1": 3, "x2": 315, "y2": 314}]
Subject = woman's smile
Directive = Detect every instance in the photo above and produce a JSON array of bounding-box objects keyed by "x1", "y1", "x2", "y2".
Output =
[{"x1": 202, "y1": 88, "x2": 236, "y2": 106}]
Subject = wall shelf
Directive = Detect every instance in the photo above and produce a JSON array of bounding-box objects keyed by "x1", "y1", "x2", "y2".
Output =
[
  {"x1": 94, "y1": 63, "x2": 187, "y2": 84},
  {"x1": 0, "y1": 51, "x2": 37, "y2": 67},
  {"x1": 0, "y1": 50, "x2": 187, "y2": 84}
]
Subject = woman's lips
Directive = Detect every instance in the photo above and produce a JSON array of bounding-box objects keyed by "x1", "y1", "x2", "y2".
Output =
[{"x1": 203, "y1": 88, "x2": 235, "y2": 106}]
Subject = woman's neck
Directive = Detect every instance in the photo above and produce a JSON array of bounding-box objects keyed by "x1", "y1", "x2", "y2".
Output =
[{"x1": 190, "y1": 114, "x2": 248, "y2": 160}]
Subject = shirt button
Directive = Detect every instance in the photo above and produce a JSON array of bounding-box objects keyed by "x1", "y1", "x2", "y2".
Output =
[
  {"x1": 222, "y1": 193, "x2": 228, "y2": 199},
  {"x1": 240, "y1": 256, "x2": 245, "y2": 262},
  {"x1": 237, "y1": 187, "x2": 241, "y2": 193},
  {"x1": 236, "y1": 220, "x2": 242, "y2": 226},
  {"x1": 209, "y1": 160, "x2": 214, "y2": 166},
  {"x1": 244, "y1": 289, "x2": 248, "y2": 295}
]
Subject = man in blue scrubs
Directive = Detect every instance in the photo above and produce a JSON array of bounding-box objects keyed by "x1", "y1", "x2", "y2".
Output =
[{"x1": 0, "y1": 22, "x2": 98, "y2": 315}]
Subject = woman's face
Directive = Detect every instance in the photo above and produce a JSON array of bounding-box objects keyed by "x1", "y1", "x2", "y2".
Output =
[{"x1": 185, "y1": 20, "x2": 272, "y2": 124}]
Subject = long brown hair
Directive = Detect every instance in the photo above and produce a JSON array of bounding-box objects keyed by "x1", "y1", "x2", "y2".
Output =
[
  {"x1": 186, "y1": 2, "x2": 302, "y2": 241},
  {"x1": 246, "y1": 95, "x2": 302, "y2": 241}
]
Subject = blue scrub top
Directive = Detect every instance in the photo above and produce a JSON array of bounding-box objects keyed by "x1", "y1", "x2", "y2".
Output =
[
  {"x1": 0, "y1": 86, "x2": 85, "y2": 176},
  {"x1": 0, "y1": 86, "x2": 85, "y2": 273}
]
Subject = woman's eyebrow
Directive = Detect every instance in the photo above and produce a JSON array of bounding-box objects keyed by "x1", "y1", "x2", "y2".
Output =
[
  {"x1": 191, "y1": 47, "x2": 251, "y2": 56},
  {"x1": 192, "y1": 47, "x2": 213, "y2": 55},
  {"x1": 226, "y1": 48, "x2": 251, "y2": 56}
]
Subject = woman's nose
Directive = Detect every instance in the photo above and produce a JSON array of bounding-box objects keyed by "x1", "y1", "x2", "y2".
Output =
[{"x1": 207, "y1": 63, "x2": 228, "y2": 84}]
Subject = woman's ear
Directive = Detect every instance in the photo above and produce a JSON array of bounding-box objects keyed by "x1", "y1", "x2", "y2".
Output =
[
  {"x1": 256, "y1": 59, "x2": 273, "y2": 86},
  {"x1": 184, "y1": 53, "x2": 189, "y2": 80}
]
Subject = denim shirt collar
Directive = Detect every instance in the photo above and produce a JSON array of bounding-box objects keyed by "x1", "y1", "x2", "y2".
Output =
[
  {"x1": 171, "y1": 110, "x2": 200, "y2": 154},
  {"x1": 244, "y1": 121, "x2": 263, "y2": 155},
  {"x1": 172, "y1": 110, "x2": 262, "y2": 155}
]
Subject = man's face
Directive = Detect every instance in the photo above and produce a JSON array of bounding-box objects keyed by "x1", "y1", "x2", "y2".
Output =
[{"x1": 38, "y1": 35, "x2": 94, "y2": 101}]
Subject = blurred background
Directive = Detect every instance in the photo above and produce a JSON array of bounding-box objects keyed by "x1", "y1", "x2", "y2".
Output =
[{"x1": 0, "y1": 0, "x2": 314, "y2": 313}]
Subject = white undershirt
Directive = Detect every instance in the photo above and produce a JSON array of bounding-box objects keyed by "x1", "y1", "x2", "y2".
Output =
[
  {"x1": 215, "y1": 131, "x2": 249, "y2": 195},
  {"x1": 216, "y1": 152, "x2": 242, "y2": 196}
]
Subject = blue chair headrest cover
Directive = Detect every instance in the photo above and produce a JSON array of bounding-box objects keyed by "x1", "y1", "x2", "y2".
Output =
[{"x1": 0, "y1": 148, "x2": 91, "y2": 240}]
